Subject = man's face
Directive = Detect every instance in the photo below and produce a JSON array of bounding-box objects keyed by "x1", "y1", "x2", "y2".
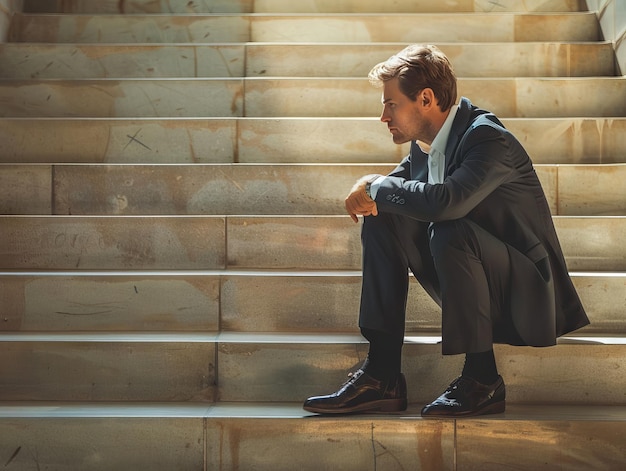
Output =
[{"x1": 380, "y1": 77, "x2": 437, "y2": 145}]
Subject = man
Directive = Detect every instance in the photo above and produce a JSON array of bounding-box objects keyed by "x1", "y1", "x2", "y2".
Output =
[{"x1": 303, "y1": 44, "x2": 589, "y2": 417}]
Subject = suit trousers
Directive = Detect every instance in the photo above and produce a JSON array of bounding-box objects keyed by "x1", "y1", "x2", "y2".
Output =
[{"x1": 358, "y1": 212, "x2": 515, "y2": 355}]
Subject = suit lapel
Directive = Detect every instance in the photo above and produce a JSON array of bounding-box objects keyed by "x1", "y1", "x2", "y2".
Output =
[{"x1": 444, "y1": 97, "x2": 473, "y2": 175}]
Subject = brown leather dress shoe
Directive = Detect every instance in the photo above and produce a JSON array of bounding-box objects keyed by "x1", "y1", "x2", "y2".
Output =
[
  {"x1": 303, "y1": 369, "x2": 407, "y2": 414},
  {"x1": 421, "y1": 375, "x2": 505, "y2": 418}
]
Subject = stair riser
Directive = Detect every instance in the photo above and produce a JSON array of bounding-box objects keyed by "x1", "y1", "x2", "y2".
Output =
[
  {"x1": 218, "y1": 342, "x2": 626, "y2": 405},
  {"x1": 0, "y1": 43, "x2": 614, "y2": 79},
  {"x1": 0, "y1": 275, "x2": 220, "y2": 332},
  {"x1": 1, "y1": 118, "x2": 624, "y2": 165},
  {"x1": 2, "y1": 274, "x2": 620, "y2": 335},
  {"x1": 1, "y1": 163, "x2": 623, "y2": 216},
  {"x1": 0, "y1": 216, "x2": 226, "y2": 270},
  {"x1": 0, "y1": 342, "x2": 215, "y2": 401},
  {"x1": 21, "y1": 0, "x2": 586, "y2": 14},
  {"x1": 1, "y1": 78, "x2": 624, "y2": 118},
  {"x1": 0, "y1": 216, "x2": 623, "y2": 271},
  {"x1": 10, "y1": 13, "x2": 599, "y2": 43},
  {"x1": 0, "y1": 418, "x2": 205, "y2": 471},
  {"x1": 225, "y1": 216, "x2": 626, "y2": 272},
  {"x1": 0, "y1": 414, "x2": 624, "y2": 471},
  {"x1": 0, "y1": 341, "x2": 623, "y2": 404}
]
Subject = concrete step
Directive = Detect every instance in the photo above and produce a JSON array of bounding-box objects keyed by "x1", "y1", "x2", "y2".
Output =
[
  {"x1": 0, "y1": 270, "x2": 622, "y2": 336},
  {"x1": 0, "y1": 402, "x2": 623, "y2": 470},
  {"x1": 1, "y1": 77, "x2": 625, "y2": 118},
  {"x1": 1, "y1": 117, "x2": 624, "y2": 165},
  {"x1": 2, "y1": 163, "x2": 625, "y2": 216},
  {"x1": 0, "y1": 42, "x2": 616, "y2": 79},
  {"x1": 9, "y1": 13, "x2": 600, "y2": 43},
  {"x1": 21, "y1": 0, "x2": 589, "y2": 14},
  {"x1": 0, "y1": 332, "x2": 624, "y2": 405},
  {"x1": 0, "y1": 215, "x2": 624, "y2": 271}
]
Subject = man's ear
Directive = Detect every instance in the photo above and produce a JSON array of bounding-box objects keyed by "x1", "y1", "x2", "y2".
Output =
[{"x1": 421, "y1": 88, "x2": 436, "y2": 108}]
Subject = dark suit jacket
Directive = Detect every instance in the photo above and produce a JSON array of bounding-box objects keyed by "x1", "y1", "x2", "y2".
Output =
[{"x1": 374, "y1": 97, "x2": 589, "y2": 346}]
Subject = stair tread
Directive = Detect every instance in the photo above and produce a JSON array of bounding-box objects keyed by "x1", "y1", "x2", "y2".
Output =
[
  {"x1": 0, "y1": 331, "x2": 624, "y2": 344},
  {"x1": 0, "y1": 41, "x2": 614, "y2": 79},
  {"x1": 10, "y1": 12, "x2": 600, "y2": 44},
  {"x1": 1, "y1": 77, "x2": 624, "y2": 119},
  {"x1": 0, "y1": 401, "x2": 624, "y2": 420}
]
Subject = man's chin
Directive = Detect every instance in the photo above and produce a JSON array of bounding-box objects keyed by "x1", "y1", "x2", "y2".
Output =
[{"x1": 391, "y1": 135, "x2": 410, "y2": 145}]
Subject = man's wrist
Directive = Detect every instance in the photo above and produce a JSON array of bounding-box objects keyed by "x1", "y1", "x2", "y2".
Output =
[{"x1": 363, "y1": 175, "x2": 384, "y2": 200}]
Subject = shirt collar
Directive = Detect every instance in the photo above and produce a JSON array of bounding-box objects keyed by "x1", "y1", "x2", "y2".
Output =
[{"x1": 427, "y1": 104, "x2": 458, "y2": 157}]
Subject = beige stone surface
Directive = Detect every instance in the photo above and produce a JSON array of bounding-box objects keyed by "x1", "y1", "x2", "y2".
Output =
[
  {"x1": 220, "y1": 273, "x2": 441, "y2": 334},
  {"x1": 10, "y1": 13, "x2": 251, "y2": 43},
  {"x1": 0, "y1": 417, "x2": 205, "y2": 471},
  {"x1": 0, "y1": 164, "x2": 51, "y2": 214},
  {"x1": 226, "y1": 216, "x2": 361, "y2": 270},
  {"x1": 0, "y1": 43, "x2": 246, "y2": 79},
  {"x1": 35, "y1": 163, "x2": 610, "y2": 217},
  {"x1": 10, "y1": 12, "x2": 599, "y2": 43},
  {"x1": 0, "y1": 274, "x2": 220, "y2": 332},
  {"x1": 4, "y1": 117, "x2": 625, "y2": 165},
  {"x1": 0, "y1": 79, "x2": 244, "y2": 117},
  {"x1": 250, "y1": 13, "x2": 598, "y2": 42},
  {"x1": 245, "y1": 42, "x2": 614, "y2": 78},
  {"x1": 0, "y1": 272, "x2": 620, "y2": 335},
  {"x1": 1, "y1": 77, "x2": 623, "y2": 118},
  {"x1": 457, "y1": 419, "x2": 626, "y2": 470},
  {"x1": 0, "y1": 118, "x2": 237, "y2": 163},
  {"x1": 215, "y1": 338, "x2": 626, "y2": 404},
  {"x1": 2, "y1": 41, "x2": 612, "y2": 79},
  {"x1": 554, "y1": 216, "x2": 626, "y2": 270},
  {"x1": 1, "y1": 341, "x2": 215, "y2": 401},
  {"x1": 0, "y1": 216, "x2": 225, "y2": 269},
  {"x1": 558, "y1": 163, "x2": 626, "y2": 215},
  {"x1": 206, "y1": 417, "x2": 455, "y2": 470},
  {"x1": 244, "y1": 77, "x2": 626, "y2": 118},
  {"x1": 51, "y1": 164, "x2": 394, "y2": 215}
]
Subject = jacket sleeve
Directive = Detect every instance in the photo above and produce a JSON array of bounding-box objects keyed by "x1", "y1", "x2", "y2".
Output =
[{"x1": 374, "y1": 122, "x2": 517, "y2": 222}]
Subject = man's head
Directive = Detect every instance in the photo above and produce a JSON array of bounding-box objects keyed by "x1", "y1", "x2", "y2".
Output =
[
  {"x1": 369, "y1": 45, "x2": 457, "y2": 145},
  {"x1": 368, "y1": 44, "x2": 457, "y2": 112}
]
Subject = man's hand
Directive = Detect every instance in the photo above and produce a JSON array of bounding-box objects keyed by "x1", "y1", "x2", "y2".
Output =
[{"x1": 345, "y1": 174, "x2": 382, "y2": 223}]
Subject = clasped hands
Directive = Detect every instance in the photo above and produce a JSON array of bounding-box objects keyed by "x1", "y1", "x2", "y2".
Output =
[{"x1": 345, "y1": 174, "x2": 382, "y2": 223}]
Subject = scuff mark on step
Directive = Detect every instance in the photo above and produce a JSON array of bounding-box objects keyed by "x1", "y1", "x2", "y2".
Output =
[
  {"x1": 4, "y1": 445, "x2": 21, "y2": 466},
  {"x1": 124, "y1": 128, "x2": 151, "y2": 150}
]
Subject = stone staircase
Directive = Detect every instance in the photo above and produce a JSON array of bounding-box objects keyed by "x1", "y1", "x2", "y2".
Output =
[{"x1": 0, "y1": 0, "x2": 625, "y2": 469}]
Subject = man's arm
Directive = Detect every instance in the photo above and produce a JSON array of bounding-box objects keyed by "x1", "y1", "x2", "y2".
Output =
[
  {"x1": 375, "y1": 125, "x2": 516, "y2": 222},
  {"x1": 344, "y1": 150, "x2": 416, "y2": 223}
]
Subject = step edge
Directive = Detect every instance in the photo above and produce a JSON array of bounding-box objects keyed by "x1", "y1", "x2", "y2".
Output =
[{"x1": 0, "y1": 402, "x2": 624, "y2": 421}]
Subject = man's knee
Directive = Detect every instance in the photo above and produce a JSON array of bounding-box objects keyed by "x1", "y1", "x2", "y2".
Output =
[{"x1": 429, "y1": 219, "x2": 476, "y2": 258}]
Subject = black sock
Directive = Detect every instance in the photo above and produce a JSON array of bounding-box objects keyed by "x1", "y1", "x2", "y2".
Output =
[
  {"x1": 360, "y1": 328, "x2": 403, "y2": 383},
  {"x1": 462, "y1": 349, "x2": 499, "y2": 385}
]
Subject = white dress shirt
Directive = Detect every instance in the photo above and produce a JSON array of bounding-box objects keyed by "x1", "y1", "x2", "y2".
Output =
[{"x1": 370, "y1": 104, "x2": 459, "y2": 198}]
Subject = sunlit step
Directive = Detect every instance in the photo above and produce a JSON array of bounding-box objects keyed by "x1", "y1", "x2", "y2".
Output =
[
  {"x1": 0, "y1": 402, "x2": 623, "y2": 470},
  {"x1": 0, "y1": 77, "x2": 624, "y2": 118},
  {"x1": 0, "y1": 331, "x2": 624, "y2": 405},
  {"x1": 0, "y1": 42, "x2": 615, "y2": 79},
  {"x1": 0, "y1": 215, "x2": 624, "y2": 271},
  {"x1": 10, "y1": 12, "x2": 599, "y2": 43},
  {"x1": 0, "y1": 270, "x2": 622, "y2": 335},
  {"x1": 2, "y1": 163, "x2": 625, "y2": 216},
  {"x1": 1, "y1": 117, "x2": 624, "y2": 165}
]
